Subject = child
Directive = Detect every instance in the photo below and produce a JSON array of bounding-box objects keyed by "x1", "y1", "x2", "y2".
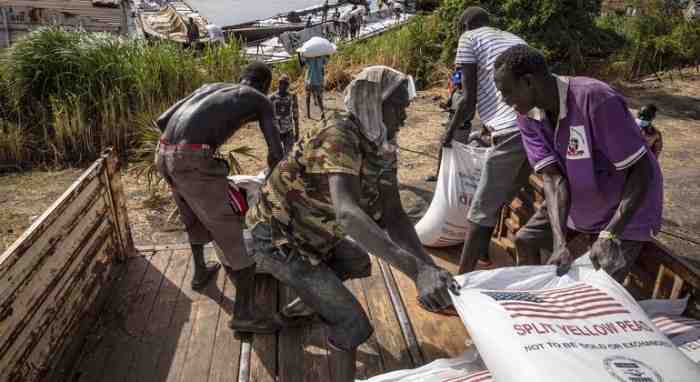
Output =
[
  {"x1": 269, "y1": 75, "x2": 300, "y2": 154},
  {"x1": 637, "y1": 104, "x2": 663, "y2": 158}
]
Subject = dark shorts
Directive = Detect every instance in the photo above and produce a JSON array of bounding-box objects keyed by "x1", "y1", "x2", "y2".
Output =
[
  {"x1": 516, "y1": 202, "x2": 644, "y2": 282},
  {"x1": 306, "y1": 84, "x2": 323, "y2": 95},
  {"x1": 155, "y1": 146, "x2": 254, "y2": 270},
  {"x1": 249, "y1": 223, "x2": 373, "y2": 351}
]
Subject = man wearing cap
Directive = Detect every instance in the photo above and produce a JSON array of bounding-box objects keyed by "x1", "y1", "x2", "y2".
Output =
[
  {"x1": 444, "y1": 7, "x2": 532, "y2": 274},
  {"x1": 155, "y1": 62, "x2": 285, "y2": 333},
  {"x1": 494, "y1": 45, "x2": 663, "y2": 281},
  {"x1": 269, "y1": 74, "x2": 300, "y2": 153}
]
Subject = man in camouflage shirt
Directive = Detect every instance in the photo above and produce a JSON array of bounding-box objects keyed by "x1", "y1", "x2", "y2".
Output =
[
  {"x1": 247, "y1": 66, "x2": 459, "y2": 382},
  {"x1": 269, "y1": 75, "x2": 299, "y2": 153}
]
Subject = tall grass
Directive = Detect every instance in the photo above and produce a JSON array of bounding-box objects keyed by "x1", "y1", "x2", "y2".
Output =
[{"x1": 0, "y1": 27, "x2": 248, "y2": 167}]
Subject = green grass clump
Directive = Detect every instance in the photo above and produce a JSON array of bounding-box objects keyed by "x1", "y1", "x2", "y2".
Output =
[{"x1": 0, "y1": 27, "x2": 247, "y2": 167}]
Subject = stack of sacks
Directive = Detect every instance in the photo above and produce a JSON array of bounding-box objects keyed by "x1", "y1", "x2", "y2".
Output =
[{"x1": 450, "y1": 256, "x2": 700, "y2": 381}]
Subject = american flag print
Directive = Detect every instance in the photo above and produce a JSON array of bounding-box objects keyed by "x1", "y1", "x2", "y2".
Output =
[
  {"x1": 459, "y1": 370, "x2": 493, "y2": 382},
  {"x1": 482, "y1": 283, "x2": 630, "y2": 320},
  {"x1": 652, "y1": 315, "x2": 700, "y2": 337}
]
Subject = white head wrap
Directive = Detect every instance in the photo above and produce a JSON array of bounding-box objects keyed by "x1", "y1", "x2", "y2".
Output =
[{"x1": 343, "y1": 65, "x2": 416, "y2": 147}]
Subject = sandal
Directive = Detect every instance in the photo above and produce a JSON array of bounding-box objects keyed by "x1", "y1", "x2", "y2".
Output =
[{"x1": 416, "y1": 298, "x2": 460, "y2": 317}]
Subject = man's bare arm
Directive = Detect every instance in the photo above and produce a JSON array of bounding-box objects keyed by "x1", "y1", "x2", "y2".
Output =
[
  {"x1": 255, "y1": 94, "x2": 284, "y2": 168},
  {"x1": 330, "y1": 173, "x2": 458, "y2": 309},
  {"x1": 292, "y1": 94, "x2": 300, "y2": 140},
  {"x1": 443, "y1": 63, "x2": 477, "y2": 146},
  {"x1": 379, "y1": 178, "x2": 436, "y2": 267},
  {"x1": 329, "y1": 173, "x2": 426, "y2": 280},
  {"x1": 541, "y1": 164, "x2": 572, "y2": 275},
  {"x1": 604, "y1": 157, "x2": 651, "y2": 236}
]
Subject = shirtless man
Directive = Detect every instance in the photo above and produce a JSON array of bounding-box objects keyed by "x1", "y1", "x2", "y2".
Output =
[{"x1": 155, "y1": 62, "x2": 284, "y2": 333}]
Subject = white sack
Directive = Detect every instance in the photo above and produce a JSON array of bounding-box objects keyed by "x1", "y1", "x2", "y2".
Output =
[
  {"x1": 227, "y1": 170, "x2": 267, "y2": 210},
  {"x1": 415, "y1": 141, "x2": 487, "y2": 247},
  {"x1": 640, "y1": 298, "x2": 700, "y2": 364},
  {"x1": 451, "y1": 260, "x2": 700, "y2": 382},
  {"x1": 358, "y1": 347, "x2": 488, "y2": 382},
  {"x1": 297, "y1": 36, "x2": 336, "y2": 58}
]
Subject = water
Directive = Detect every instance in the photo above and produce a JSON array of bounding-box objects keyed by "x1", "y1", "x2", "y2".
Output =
[{"x1": 186, "y1": 0, "x2": 338, "y2": 27}]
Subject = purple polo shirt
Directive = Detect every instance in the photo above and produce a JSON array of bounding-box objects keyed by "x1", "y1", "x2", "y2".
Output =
[{"x1": 518, "y1": 76, "x2": 663, "y2": 241}]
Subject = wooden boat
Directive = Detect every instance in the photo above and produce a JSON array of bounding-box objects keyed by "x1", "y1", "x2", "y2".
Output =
[
  {"x1": 136, "y1": 1, "x2": 211, "y2": 44},
  {"x1": 1, "y1": 151, "x2": 698, "y2": 381}
]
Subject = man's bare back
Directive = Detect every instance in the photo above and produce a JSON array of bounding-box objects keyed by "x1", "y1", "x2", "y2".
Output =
[{"x1": 158, "y1": 83, "x2": 275, "y2": 149}]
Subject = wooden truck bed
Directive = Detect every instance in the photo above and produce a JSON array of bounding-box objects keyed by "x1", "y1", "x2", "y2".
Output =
[
  {"x1": 64, "y1": 244, "x2": 513, "y2": 382},
  {"x1": 2, "y1": 153, "x2": 699, "y2": 382}
]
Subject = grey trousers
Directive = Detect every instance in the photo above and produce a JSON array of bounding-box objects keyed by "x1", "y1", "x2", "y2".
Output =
[{"x1": 468, "y1": 132, "x2": 531, "y2": 227}]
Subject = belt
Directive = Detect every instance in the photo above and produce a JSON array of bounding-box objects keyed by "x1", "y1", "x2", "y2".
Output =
[{"x1": 158, "y1": 139, "x2": 213, "y2": 152}]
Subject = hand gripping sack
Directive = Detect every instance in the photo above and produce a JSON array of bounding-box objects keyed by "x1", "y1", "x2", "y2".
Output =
[
  {"x1": 297, "y1": 36, "x2": 336, "y2": 58},
  {"x1": 415, "y1": 141, "x2": 487, "y2": 247},
  {"x1": 450, "y1": 259, "x2": 700, "y2": 382}
]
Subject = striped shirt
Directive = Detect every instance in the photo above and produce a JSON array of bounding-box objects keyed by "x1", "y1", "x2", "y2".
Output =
[{"x1": 455, "y1": 27, "x2": 526, "y2": 136}]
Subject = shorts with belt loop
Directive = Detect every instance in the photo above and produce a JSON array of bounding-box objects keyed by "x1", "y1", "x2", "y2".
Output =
[
  {"x1": 155, "y1": 140, "x2": 254, "y2": 271},
  {"x1": 468, "y1": 130, "x2": 532, "y2": 227}
]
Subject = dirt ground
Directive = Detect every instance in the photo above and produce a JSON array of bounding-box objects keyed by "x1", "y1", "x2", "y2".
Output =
[{"x1": 2, "y1": 72, "x2": 699, "y2": 258}]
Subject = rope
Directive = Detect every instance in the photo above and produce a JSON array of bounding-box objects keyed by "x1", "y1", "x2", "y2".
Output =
[{"x1": 397, "y1": 145, "x2": 438, "y2": 160}]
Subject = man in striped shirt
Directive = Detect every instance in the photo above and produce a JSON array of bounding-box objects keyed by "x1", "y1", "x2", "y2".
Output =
[{"x1": 444, "y1": 7, "x2": 531, "y2": 275}]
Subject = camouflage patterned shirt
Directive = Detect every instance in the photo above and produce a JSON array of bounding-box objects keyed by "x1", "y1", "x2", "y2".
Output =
[{"x1": 246, "y1": 113, "x2": 398, "y2": 264}]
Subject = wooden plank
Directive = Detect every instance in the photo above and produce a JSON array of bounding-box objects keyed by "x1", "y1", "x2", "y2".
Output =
[
  {"x1": 31, "y1": 230, "x2": 116, "y2": 380},
  {"x1": 671, "y1": 275, "x2": 685, "y2": 299},
  {"x1": 652, "y1": 240, "x2": 700, "y2": 289},
  {"x1": 46, "y1": 239, "x2": 123, "y2": 382},
  {"x1": 101, "y1": 249, "x2": 173, "y2": 382},
  {"x1": 153, "y1": 250, "x2": 198, "y2": 382},
  {"x1": 104, "y1": 150, "x2": 135, "y2": 260},
  {"x1": 0, "y1": 159, "x2": 103, "y2": 269},
  {"x1": 72, "y1": 254, "x2": 151, "y2": 382},
  {"x1": 0, "y1": 194, "x2": 109, "y2": 373},
  {"x1": 209, "y1": 273, "x2": 243, "y2": 382},
  {"x1": 179, "y1": 257, "x2": 228, "y2": 382},
  {"x1": 652, "y1": 265, "x2": 676, "y2": 299},
  {"x1": 2, "y1": 221, "x2": 117, "y2": 381},
  {"x1": 124, "y1": 250, "x2": 185, "y2": 381},
  {"x1": 386, "y1": 261, "x2": 469, "y2": 363},
  {"x1": 347, "y1": 278, "x2": 384, "y2": 379},
  {"x1": 130, "y1": 248, "x2": 192, "y2": 382},
  {"x1": 0, "y1": 175, "x2": 103, "y2": 307},
  {"x1": 277, "y1": 285, "x2": 305, "y2": 382},
  {"x1": 248, "y1": 274, "x2": 279, "y2": 382}
]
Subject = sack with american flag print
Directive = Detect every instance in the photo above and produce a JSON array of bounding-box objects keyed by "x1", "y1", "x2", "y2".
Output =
[
  {"x1": 358, "y1": 346, "x2": 490, "y2": 382},
  {"x1": 640, "y1": 298, "x2": 700, "y2": 364},
  {"x1": 450, "y1": 257, "x2": 700, "y2": 382}
]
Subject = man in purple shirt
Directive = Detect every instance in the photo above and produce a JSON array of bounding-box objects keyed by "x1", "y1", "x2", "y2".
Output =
[{"x1": 493, "y1": 45, "x2": 663, "y2": 282}]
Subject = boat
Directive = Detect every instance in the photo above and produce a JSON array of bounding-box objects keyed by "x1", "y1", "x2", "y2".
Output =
[
  {"x1": 135, "y1": 1, "x2": 214, "y2": 44},
  {"x1": 245, "y1": 2, "x2": 416, "y2": 63}
]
